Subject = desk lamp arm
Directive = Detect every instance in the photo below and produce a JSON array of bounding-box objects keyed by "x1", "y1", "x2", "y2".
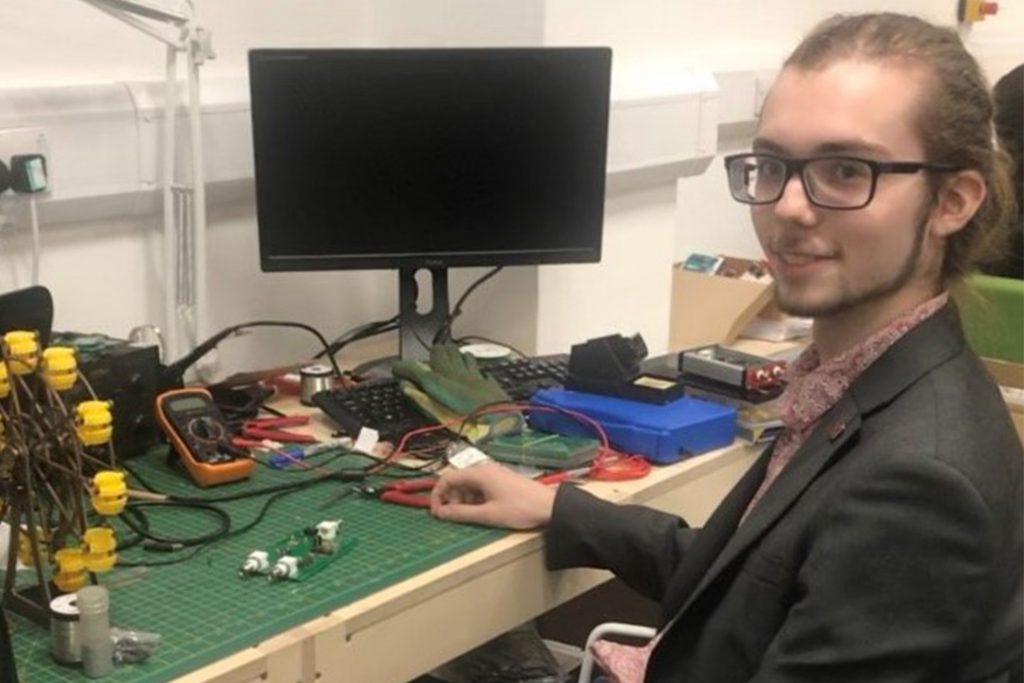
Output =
[{"x1": 78, "y1": 0, "x2": 191, "y2": 49}]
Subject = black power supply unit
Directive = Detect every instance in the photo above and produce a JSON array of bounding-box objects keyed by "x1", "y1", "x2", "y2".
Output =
[{"x1": 51, "y1": 332, "x2": 164, "y2": 460}]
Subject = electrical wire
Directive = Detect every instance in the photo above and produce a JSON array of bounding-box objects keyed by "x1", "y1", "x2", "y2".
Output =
[
  {"x1": 116, "y1": 452, "x2": 439, "y2": 568},
  {"x1": 215, "y1": 486, "x2": 312, "y2": 542},
  {"x1": 117, "y1": 500, "x2": 231, "y2": 549},
  {"x1": 316, "y1": 316, "x2": 400, "y2": 360},
  {"x1": 163, "y1": 319, "x2": 342, "y2": 384},
  {"x1": 433, "y1": 266, "x2": 503, "y2": 345},
  {"x1": 116, "y1": 465, "x2": 359, "y2": 567},
  {"x1": 28, "y1": 194, "x2": 40, "y2": 286},
  {"x1": 121, "y1": 447, "x2": 431, "y2": 506},
  {"x1": 379, "y1": 400, "x2": 651, "y2": 481},
  {"x1": 122, "y1": 458, "x2": 364, "y2": 503},
  {"x1": 411, "y1": 325, "x2": 436, "y2": 354}
]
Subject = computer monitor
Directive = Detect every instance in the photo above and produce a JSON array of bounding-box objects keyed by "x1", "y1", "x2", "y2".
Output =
[{"x1": 248, "y1": 47, "x2": 612, "y2": 360}]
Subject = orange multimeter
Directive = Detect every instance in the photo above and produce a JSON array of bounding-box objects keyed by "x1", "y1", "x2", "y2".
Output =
[{"x1": 154, "y1": 387, "x2": 254, "y2": 487}]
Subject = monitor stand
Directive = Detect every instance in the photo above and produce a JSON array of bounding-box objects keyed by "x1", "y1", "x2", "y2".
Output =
[{"x1": 398, "y1": 267, "x2": 450, "y2": 362}]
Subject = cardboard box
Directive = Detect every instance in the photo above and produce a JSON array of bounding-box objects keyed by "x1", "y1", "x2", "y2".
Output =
[{"x1": 668, "y1": 263, "x2": 774, "y2": 351}]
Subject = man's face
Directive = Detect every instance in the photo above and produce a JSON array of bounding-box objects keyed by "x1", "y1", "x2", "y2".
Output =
[{"x1": 751, "y1": 60, "x2": 941, "y2": 318}]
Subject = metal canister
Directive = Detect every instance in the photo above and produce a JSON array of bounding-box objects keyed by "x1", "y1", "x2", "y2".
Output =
[
  {"x1": 299, "y1": 364, "x2": 334, "y2": 405},
  {"x1": 50, "y1": 593, "x2": 81, "y2": 665}
]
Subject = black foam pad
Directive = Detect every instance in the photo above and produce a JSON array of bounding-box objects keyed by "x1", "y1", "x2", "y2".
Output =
[{"x1": 0, "y1": 285, "x2": 54, "y2": 346}]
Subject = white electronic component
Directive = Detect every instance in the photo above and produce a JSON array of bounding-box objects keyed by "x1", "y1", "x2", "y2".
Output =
[
  {"x1": 269, "y1": 555, "x2": 299, "y2": 581},
  {"x1": 316, "y1": 520, "x2": 341, "y2": 544},
  {"x1": 239, "y1": 550, "x2": 270, "y2": 577}
]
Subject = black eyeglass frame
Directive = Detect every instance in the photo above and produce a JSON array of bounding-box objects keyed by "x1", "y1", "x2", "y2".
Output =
[{"x1": 723, "y1": 152, "x2": 961, "y2": 210}]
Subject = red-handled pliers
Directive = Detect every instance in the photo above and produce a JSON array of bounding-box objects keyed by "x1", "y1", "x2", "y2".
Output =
[
  {"x1": 363, "y1": 477, "x2": 437, "y2": 509},
  {"x1": 241, "y1": 415, "x2": 317, "y2": 444},
  {"x1": 535, "y1": 466, "x2": 591, "y2": 486}
]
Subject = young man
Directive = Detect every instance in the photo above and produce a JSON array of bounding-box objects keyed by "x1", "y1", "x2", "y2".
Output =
[{"x1": 430, "y1": 13, "x2": 1022, "y2": 683}]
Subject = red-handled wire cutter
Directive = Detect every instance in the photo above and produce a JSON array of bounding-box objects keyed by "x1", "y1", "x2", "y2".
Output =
[
  {"x1": 534, "y1": 467, "x2": 590, "y2": 486},
  {"x1": 240, "y1": 415, "x2": 317, "y2": 444},
  {"x1": 362, "y1": 477, "x2": 437, "y2": 509}
]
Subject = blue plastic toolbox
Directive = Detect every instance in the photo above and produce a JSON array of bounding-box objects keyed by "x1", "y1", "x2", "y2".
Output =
[{"x1": 529, "y1": 388, "x2": 736, "y2": 463}]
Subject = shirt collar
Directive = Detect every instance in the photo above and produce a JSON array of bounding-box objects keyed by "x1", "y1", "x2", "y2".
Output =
[{"x1": 778, "y1": 292, "x2": 950, "y2": 432}]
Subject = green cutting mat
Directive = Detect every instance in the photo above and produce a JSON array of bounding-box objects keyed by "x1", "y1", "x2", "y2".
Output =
[{"x1": 8, "y1": 446, "x2": 505, "y2": 682}]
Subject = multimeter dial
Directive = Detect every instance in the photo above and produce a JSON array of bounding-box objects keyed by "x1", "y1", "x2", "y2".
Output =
[
  {"x1": 161, "y1": 395, "x2": 232, "y2": 463},
  {"x1": 188, "y1": 416, "x2": 226, "y2": 442}
]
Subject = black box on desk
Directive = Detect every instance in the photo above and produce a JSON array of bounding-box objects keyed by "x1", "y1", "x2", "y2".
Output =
[{"x1": 52, "y1": 332, "x2": 164, "y2": 460}]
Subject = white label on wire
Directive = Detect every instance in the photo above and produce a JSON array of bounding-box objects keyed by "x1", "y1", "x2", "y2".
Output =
[
  {"x1": 448, "y1": 446, "x2": 492, "y2": 470},
  {"x1": 353, "y1": 427, "x2": 380, "y2": 454}
]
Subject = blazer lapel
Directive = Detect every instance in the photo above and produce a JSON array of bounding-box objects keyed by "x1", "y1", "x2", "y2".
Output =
[
  {"x1": 659, "y1": 442, "x2": 773, "y2": 621},
  {"x1": 672, "y1": 397, "x2": 862, "y2": 619}
]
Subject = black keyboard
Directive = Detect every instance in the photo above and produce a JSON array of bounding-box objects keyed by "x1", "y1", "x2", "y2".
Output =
[
  {"x1": 312, "y1": 354, "x2": 569, "y2": 440},
  {"x1": 312, "y1": 378, "x2": 437, "y2": 442},
  {"x1": 479, "y1": 354, "x2": 569, "y2": 401}
]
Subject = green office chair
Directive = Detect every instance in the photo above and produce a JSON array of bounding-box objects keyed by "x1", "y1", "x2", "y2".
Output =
[{"x1": 955, "y1": 274, "x2": 1024, "y2": 366}]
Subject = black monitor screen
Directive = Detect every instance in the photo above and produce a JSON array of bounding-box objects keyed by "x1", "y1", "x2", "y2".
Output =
[{"x1": 249, "y1": 47, "x2": 612, "y2": 272}]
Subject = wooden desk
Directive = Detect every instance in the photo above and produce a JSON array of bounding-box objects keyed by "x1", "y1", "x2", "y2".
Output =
[{"x1": 173, "y1": 423, "x2": 759, "y2": 683}]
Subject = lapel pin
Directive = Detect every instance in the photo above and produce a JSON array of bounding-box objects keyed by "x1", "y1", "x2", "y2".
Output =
[{"x1": 828, "y1": 421, "x2": 846, "y2": 441}]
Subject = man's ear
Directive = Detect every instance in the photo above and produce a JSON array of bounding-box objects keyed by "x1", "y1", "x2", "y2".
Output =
[{"x1": 929, "y1": 169, "x2": 986, "y2": 237}]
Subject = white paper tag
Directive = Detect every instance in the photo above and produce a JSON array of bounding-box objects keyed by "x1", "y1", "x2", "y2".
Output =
[
  {"x1": 447, "y1": 446, "x2": 492, "y2": 470},
  {"x1": 353, "y1": 427, "x2": 380, "y2": 454}
]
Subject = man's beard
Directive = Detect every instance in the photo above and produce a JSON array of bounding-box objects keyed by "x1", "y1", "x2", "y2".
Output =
[{"x1": 775, "y1": 205, "x2": 932, "y2": 319}]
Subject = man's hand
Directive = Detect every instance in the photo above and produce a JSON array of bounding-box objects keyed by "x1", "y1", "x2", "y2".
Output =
[{"x1": 430, "y1": 461, "x2": 557, "y2": 530}]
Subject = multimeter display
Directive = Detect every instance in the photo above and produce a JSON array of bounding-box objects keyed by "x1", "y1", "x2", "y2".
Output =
[
  {"x1": 166, "y1": 396, "x2": 208, "y2": 411},
  {"x1": 155, "y1": 388, "x2": 254, "y2": 487}
]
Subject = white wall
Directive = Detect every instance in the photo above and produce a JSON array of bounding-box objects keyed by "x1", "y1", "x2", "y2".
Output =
[
  {"x1": 540, "y1": 0, "x2": 1024, "y2": 352},
  {"x1": 0, "y1": 0, "x2": 1020, "y2": 373},
  {"x1": 0, "y1": 2, "x2": 376, "y2": 87}
]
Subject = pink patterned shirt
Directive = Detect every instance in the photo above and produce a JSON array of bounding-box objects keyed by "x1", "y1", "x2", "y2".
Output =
[
  {"x1": 743, "y1": 291, "x2": 948, "y2": 516},
  {"x1": 590, "y1": 292, "x2": 949, "y2": 683}
]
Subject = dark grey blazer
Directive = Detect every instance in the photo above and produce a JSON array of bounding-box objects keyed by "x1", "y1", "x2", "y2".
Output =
[{"x1": 546, "y1": 304, "x2": 1023, "y2": 682}]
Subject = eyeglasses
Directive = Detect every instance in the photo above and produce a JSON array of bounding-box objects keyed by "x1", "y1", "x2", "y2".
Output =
[{"x1": 724, "y1": 153, "x2": 960, "y2": 210}]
